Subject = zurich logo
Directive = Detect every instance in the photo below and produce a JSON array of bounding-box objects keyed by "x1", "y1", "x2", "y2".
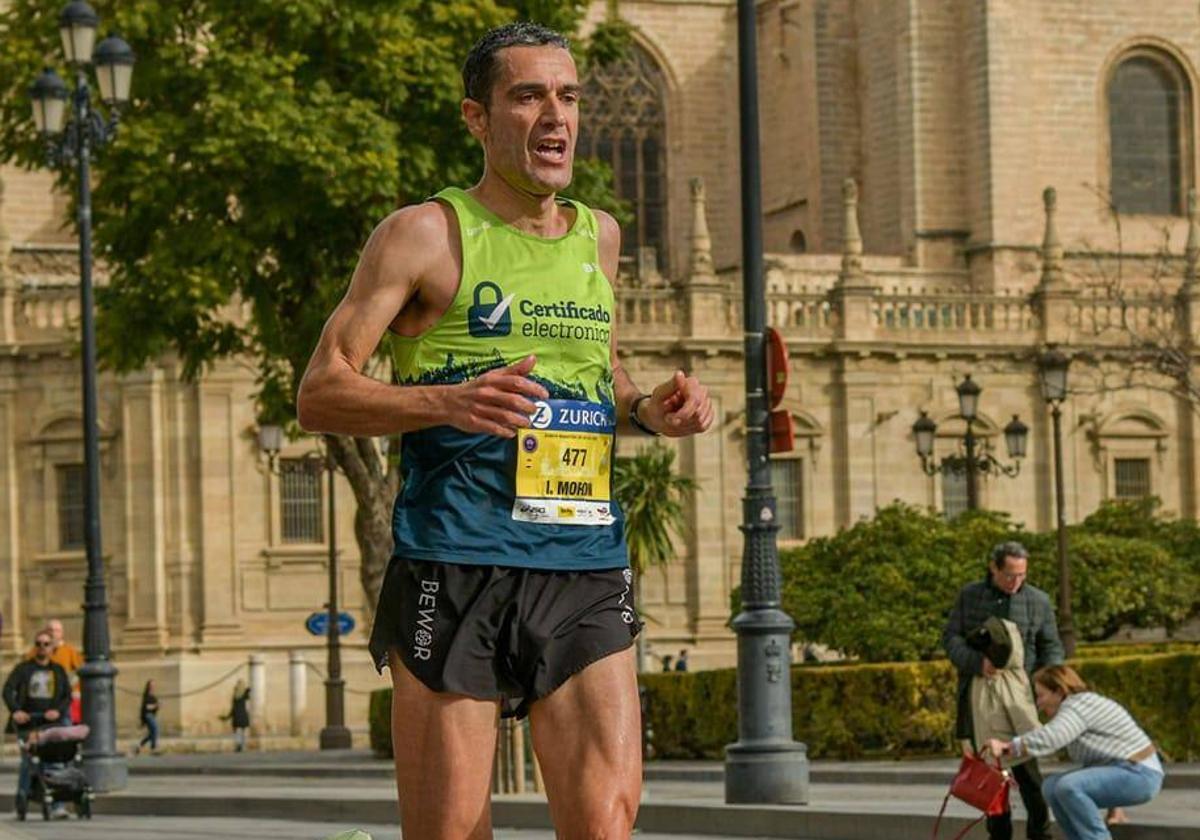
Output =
[
  {"x1": 468, "y1": 281, "x2": 514, "y2": 338},
  {"x1": 529, "y1": 401, "x2": 553, "y2": 429}
]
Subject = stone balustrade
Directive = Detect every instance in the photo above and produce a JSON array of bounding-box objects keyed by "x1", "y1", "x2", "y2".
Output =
[
  {"x1": 1072, "y1": 289, "x2": 1177, "y2": 338},
  {"x1": 874, "y1": 287, "x2": 1038, "y2": 340},
  {"x1": 17, "y1": 281, "x2": 79, "y2": 336}
]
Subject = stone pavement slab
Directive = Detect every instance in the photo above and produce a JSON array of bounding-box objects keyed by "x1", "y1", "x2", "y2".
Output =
[
  {"x1": 0, "y1": 816, "x2": 748, "y2": 840},
  {"x1": 0, "y1": 770, "x2": 1193, "y2": 839},
  {"x1": 0, "y1": 751, "x2": 1194, "y2": 838}
]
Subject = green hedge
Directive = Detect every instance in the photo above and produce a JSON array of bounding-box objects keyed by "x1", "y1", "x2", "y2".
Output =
[
  {"x1": 640, "y1": 653, "x2": 1199, "y2": 761},
  {"x1": 367, "y1": 653, "x2": 1199, "y2": 761}
]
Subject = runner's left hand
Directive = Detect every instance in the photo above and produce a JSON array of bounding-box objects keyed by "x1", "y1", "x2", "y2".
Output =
[{"x1": 643, "y1": 370, "x2": 713, "y2": 437}]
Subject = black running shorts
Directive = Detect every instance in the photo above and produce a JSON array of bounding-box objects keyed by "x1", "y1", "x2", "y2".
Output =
[{"x1": 368, "y1": 557, "x2": 641, "y2": 719}]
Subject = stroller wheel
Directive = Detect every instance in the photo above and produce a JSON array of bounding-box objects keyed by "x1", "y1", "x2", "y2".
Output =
[
  {"x1": 40, "y1": 799, "x2": 50, "y2": 821},
  {"x1": 15, "y1": 791, "x2": 26, "y2": 820},
  {"x1": 79, "y1": 795, "x2": 92, "y2": 819}
]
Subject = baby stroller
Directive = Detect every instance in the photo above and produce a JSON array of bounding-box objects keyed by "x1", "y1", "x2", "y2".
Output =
[{"x1": 15, "y1": 720, "x2": 93, "y2": 820}]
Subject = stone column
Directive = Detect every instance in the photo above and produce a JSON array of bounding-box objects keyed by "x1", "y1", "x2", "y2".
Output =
[
  {"x1": 681, "y1": 393, "x2": 730, "y2": 639},
  {"x1": 831, "y1": 364, "x2": 880, "y2": 528},
  {"x1": 248, "y1": 653, "x2": 266, "y2": 738},
  {"x1": 1032, "y1": 187, "x2": 1078, "y2": 346},
  {"x1": 288, "y1": 650, "x2": 307, "y2": 736},
  {"x1": 0, "y1": 174, "x2": 15, "y2": 345},
  {"x1": 683, "y1": 177, "x2": 730, "y2": 340},
  {"x1": 0, "y1": 360, "x2": 21, "y2": 654},
  {"x1": 196, "y1": 373, "x2": 242, "y2": 642},
  {"x1": 120, "y1": 368, "x2": 168, "y2": 649},
  {"x1": 829, "y1": 179, "x2": 878, "y2": 343}
]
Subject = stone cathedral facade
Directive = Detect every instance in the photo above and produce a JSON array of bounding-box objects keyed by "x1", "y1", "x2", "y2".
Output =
[{"x1": 2, "y1": 0, "x2": 1198, "y2": 737}]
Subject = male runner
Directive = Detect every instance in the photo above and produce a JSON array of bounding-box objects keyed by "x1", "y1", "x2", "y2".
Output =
[{"x1": 297, "y1": 21, "x2": 713, "y2": 840}]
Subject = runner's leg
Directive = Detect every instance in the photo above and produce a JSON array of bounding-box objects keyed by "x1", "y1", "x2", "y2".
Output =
[
  {"x1": 389, "y1": 650, "x2": 500, "y2": 840},
  {"x1": 529, "y1": 646, "x2": 641, "y2": 839}
]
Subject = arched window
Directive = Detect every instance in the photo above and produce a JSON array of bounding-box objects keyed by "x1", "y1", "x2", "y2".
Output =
[
  {"x1": 1108, "y1": 52, "x2": 1191, "y2": 215},
  {"x1": 579, "y1": 44, "x2": 668, "y2": 274}
]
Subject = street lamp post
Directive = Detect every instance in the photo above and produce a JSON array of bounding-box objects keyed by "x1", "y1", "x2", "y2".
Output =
[
  {"x1": 724, "y1": 0, "x2": 808, "y2": 805},
  {"x1": 1039, "y1": 348, "x2": 1076, "y2": 657},
  {"x1": 257, "y1": 428, "x2": 353, "y2": 749},
  {"x1": 27, "y1": 0, "x2": 135, "y2": 794},
  {"x1": 912, "y1": 374, "x2": 1029, "y2": 510}
]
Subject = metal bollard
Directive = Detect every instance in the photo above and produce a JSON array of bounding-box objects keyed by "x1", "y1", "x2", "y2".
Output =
[{"x1": 288, "y1": 651, "x2": 307, "y2": 736}]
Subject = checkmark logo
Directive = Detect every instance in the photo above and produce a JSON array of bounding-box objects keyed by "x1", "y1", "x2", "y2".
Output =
[
  {"x1": 480, "y1": 293, "x2": 516, "y2": 330},
  {"x1": 468, "y1": 281, "x2": 514, "y2": 337}
]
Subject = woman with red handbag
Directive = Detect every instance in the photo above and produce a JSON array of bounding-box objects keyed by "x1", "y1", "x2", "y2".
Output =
[{"x1": 986, "y1": 665, "x2": 1163, "y2": 840}]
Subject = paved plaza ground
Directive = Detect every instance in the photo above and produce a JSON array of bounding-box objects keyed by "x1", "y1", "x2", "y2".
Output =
[
  {"x1": 0, "y1": 750, "x2": 1193, "y2": 839},
  {"x1": 0, "y1": 816, "x2": 726, "y2": 840}
]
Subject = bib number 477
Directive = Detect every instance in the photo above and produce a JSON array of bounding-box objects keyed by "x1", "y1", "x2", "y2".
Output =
[{"x1": 562, "y1": 447, "x2": 587, "y2": 468}]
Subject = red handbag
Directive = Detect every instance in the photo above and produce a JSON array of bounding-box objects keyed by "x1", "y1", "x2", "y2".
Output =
[{"x1": 932, "y1": 753, "x2": 1012, "y2": 840}]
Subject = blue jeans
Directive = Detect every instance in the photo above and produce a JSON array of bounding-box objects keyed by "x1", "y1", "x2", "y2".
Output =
[
  {"x1": 139, "y1": 714, "x2": 159, "y2": 750},
  {"x1": 1042, "y1": 762, "x2": 1163, "y2": 840}
]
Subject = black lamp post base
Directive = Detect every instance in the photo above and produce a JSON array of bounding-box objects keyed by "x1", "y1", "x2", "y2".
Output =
[
  {"x1": 725, "y1": 743, "x2": 809, "y2": 804},
  {"x1": 319, "y1": 725, "x2": 353, "y2": 750},
  {"x1": 81, "y1": 751, "x2": 128, "y2": 793}
]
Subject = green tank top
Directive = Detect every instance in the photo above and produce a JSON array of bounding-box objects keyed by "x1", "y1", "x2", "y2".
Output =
[{"x1": 390, "y1": 187, "x2": 627, "y2": 570}]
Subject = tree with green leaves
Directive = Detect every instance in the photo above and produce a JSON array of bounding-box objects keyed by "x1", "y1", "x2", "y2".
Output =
[
  {"x1": 0, "y1": 0, "x2": 628, "y2": 609},
  {"x1": 613, "y1": 441, "x2": 696, "y2": 670}
]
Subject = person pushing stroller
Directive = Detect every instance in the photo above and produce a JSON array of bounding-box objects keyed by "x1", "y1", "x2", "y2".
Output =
[{"x1": 4, "y1": 629, "x2": 72, "y2": 818}]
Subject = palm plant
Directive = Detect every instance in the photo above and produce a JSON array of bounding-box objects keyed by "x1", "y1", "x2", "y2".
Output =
[{"x1": 613, "y1": 442, "x2": 697, "y2": 671}]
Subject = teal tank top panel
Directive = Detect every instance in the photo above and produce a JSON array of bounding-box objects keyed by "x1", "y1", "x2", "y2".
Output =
[{"x1": 389, "y1": 187, "x2": 628, "y2": 571}]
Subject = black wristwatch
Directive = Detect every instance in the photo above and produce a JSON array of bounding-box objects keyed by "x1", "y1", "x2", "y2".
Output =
[{"x1": 629, "y1": 394, "x2": 660, "y2": 436}]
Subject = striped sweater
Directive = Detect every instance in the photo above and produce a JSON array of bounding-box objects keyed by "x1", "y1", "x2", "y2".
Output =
[{"x1": 1011, "y1": 692, "x2": 1153, "y2": 766}]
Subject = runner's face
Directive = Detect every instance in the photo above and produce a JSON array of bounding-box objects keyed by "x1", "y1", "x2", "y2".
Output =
[
  {"x1": 473, "y1": 46, "x2": 579, "y2": 195},
  {"x1": 33, "y1": 636, "x2": 52, "y2": 664}
]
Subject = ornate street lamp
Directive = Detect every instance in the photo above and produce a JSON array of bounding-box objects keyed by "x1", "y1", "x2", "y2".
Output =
[
  {"x1": 28, "y1": 0, "x2": 135, "y2": 794},
  {"x1": 913, "y1": 375, "x2": 1028, "y2": 511},
  {"x1": 1039, "y1": 348, "x2": 1076, "y2": 656},
  {"x1": 724, "y1": 0, "x2": 808, "y2": 805},
  {"x1": 257, "y1": 427, "x2": 353, "y2": 750}
]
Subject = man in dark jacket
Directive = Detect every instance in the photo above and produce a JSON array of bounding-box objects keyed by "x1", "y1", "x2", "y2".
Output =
[
  {"x1": 3, "y1": 629, "x2": 72, "y2": 802},
  {"x1": 943, "y1": 541, "x2": 1064, "y2": 840}
]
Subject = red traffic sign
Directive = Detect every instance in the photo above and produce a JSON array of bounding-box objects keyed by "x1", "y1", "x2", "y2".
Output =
[
  {"x1": 769, "y1": 409, "x2": 795, "y2": 454},
  {"x1": 765, "y1": 326, "x2": 788, "y2": 409}
]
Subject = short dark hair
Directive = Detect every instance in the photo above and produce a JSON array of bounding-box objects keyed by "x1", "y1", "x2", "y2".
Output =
[
  {"x1": 991, "y1": 540, "x2": 1029, "y2": 568},
  {"x1": 462, "y1": 22, "x2": 571, "y2": 106}
]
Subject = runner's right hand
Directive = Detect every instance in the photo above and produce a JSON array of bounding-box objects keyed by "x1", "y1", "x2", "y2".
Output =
[
  {"x1": 12, "y1": 711, "x2": 29, "y2": 725},
  {"x1": 448, "y1": 355, "x2": 550, "y2": 438}
]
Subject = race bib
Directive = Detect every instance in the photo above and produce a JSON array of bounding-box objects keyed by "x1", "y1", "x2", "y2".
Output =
[{"x1": 513, "y1": 399, "x2": 615, "y2": 526}]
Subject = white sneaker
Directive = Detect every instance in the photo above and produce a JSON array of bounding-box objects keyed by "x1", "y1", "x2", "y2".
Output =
[{"x1": 50, "y1": 803, "x2": 70, "y2": 820}]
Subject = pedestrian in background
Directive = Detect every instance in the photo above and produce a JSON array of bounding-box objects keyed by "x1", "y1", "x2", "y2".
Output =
[
  {"x1": 4, "y1": 630, "x2": 70, "y2": 813},
  {"x1": 943, "y1": 541, "x2": 1064, "y2": 840},
  {"x1": 27, "y1": 619, "x2": 83, "y2": 724},
  {"x1": 223, "y1": 679, "x2": 251, "y2": 752},
  {"x1": 986, "y1": 665, "x2": 1163, "y2": 840},
  {"x1": 659, "y1": 655, "x2": 673, "y2": 673},
  {"x1": 134, "y1": 679, "x2": 159, "y2": 755},
  {"x1": 674, "y1": 649, "x2": 689, "y2": 672}
]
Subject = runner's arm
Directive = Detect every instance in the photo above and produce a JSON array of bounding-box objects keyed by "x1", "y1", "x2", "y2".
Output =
[
  {"x1": 298, "y1": 205, "x2": 547, "y2": 438},
  {"x1": 596, "y1": 211, "x2": 713, "y2": 438}
]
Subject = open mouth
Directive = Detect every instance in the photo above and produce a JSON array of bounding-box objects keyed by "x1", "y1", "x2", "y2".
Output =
[{"x1": 533, "y1": 138, "x2": 568, "y2": 164}]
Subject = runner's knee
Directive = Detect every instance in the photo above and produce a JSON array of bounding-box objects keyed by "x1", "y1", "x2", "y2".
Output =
[{"x1": 565, "y1": 797, "x2": 637, "y2": 840}]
